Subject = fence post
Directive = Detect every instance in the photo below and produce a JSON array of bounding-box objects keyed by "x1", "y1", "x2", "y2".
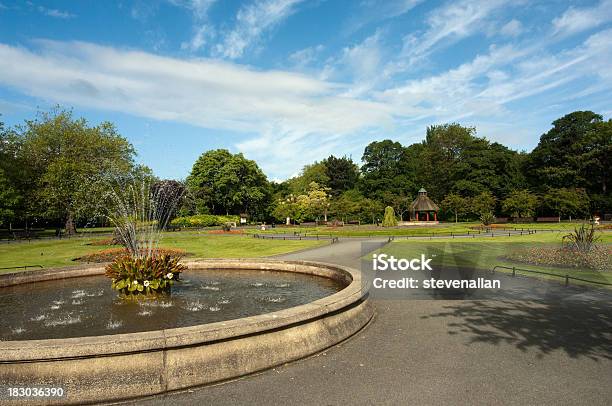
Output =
[{"x1": 512, "y1": 267, "x2": 516, "y2": 277}]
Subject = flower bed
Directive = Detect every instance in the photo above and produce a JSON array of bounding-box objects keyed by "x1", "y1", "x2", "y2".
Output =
[
  {"x1": 207, "y1": 229, "x2": 245, "y2": 234},
  {"x1": 75, "y1": 248, "x2": 188, "y2": 263},
  {"x1": 105, "y1": 254, "x2": 187, "y2": 294},
  {"x1": 504, "y1": 245, "x2": 612, "y2": 271}
]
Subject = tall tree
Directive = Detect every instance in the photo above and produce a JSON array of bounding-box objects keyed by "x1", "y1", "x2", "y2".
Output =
[
  {"x1": 541, "y1": 188, "x2": 589, "y2": 220},
  {"x1": 440, "y1": 193, "x2": 469, "y2": 223},
  {"x1": 526, "y1": 111, "x2": 603, "y2": 191},
  {"x1": 19, "y1": 109, "x2": 135, "y2": 234},
  {"x1": 322, "y1": 155, "x2": 359, "y2": 196},
  {"x1": 470, "y1": 190, "x2": 497, "y2": 217},
  {"x1": 502, "y1": 189, "x2": 538, "y2": 218},
  {"x1": 577, "y1": 119, "x2": 611, "y2": 196},
  {"x1": 286, "y1": 162, "x2": 329, "y2": 195},
  {"x1": 360, "y1": 140, "x2": 416, "y2": 202},
  {"x1": 0, "y1": 168, "x2": 19, "y2": 227},
  {"x1": 187, "y1": 149, "x2": 270, "y2": 217},
  {"x1": 419, "y1": 124, "x2": 524, "y2": 201}
]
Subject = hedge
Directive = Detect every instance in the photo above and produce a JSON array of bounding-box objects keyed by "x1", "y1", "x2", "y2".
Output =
[{"x1": 170, "y1": 214, "x2": 240, "y2": 228}]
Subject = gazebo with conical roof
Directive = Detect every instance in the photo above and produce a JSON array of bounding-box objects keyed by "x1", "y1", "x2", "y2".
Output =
[{"x1": 410, "y1": 188, "x2": 439, "y2": 221}]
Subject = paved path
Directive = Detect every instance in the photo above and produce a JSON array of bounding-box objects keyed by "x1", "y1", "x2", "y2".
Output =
[{"x1": 136, "y1": 239, "x2": 612, "y2": 406}]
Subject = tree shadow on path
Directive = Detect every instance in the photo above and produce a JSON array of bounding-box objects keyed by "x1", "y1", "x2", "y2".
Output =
[{"x1": 424, "y1": 298, "x2": 612, "y2": 360}]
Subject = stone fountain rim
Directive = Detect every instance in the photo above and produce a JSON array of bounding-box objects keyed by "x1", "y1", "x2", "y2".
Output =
[{"x1": 0, "y1": 258, "x2": 366, "y2": 362}]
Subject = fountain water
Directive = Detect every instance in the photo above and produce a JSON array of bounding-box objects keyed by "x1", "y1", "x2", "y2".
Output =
[{"x1": 103, "y1": 177, "x2": 185, "y2": 259}]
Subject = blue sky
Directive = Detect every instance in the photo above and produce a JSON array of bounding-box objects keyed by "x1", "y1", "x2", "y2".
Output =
[{"x1": 0, "y1": 0, "x2": 611, "y2": 181}]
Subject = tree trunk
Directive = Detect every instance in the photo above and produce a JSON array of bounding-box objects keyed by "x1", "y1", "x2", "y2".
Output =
[
  {"x1": 455, "y1": 211, "x2": 458, "y2": 223},
  {"x1": 65, "y1": 211, "x2": 77, "y2": 236}
]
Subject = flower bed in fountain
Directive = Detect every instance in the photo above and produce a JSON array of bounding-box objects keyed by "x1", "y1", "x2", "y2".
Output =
[{"x1": 105, "y1": 254, "x2": 186, "y2": 294}]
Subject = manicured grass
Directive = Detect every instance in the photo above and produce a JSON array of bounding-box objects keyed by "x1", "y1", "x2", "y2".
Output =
[
  {"x1": 378, "y1": 232, "x2": 612, "y2": 285},
  {"x1": 0, "y1": 232, "x2": 326, "y2": 272},
  {"x1": 246, "y1": 221, "x2": 607, "y2": 237},
  {"x1": 247, "y1": 222, "x2": 480, "y2": 237}
]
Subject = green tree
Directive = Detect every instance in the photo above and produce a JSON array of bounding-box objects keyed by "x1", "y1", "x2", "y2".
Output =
[
  {"x1": 187, "y1": 149, "x2": 270, "y2": 217},
  {"x1": 419, "y1": 124, "x2": 525, "y2": 201},
  {"x1": 272, "y1": 194, "x2": 304, "y2": 224},
  {"x1": 360, "y1": 139, "x2": 416, "y2": 204},
  {"x1": 526, "y1": 111, "x2": 603, "y2": 191},
  {"x1": 301, "y1": 182, "x2": 331, "y2": 222},
  {"x1": 286, "y1": 162, "x2": 329, "y2": 194},
  {"x1": 440, "y1": 193, "x2": 468, "y2": 223},
  {"x1": 331, "y1": 189, "x2": 362, "y2": 222},
  {"x1": 542, "y1": 188, "x2": 589, "y2": 220},
  {"x1": 502, "y1": 189, "x2": 538, "y2": 218},
  {"x1": 470, "y1": 190, "x2": 497, "y2": 217},
  {"x1": 577, "y1": 119, "x2": 611, "y2": 196},
  {"x1": 322, "y1": 155, "x2": 359, "y2": 196},
  {"x1": 19, "y1": 109, "x2": 136, "y2": 234},
  {"x1": 382, "y1": 206, "x2": 398, "y2": 227},
  {"x1": 0, "y1": 168, "x2": 19, "y2": 227},
  {"x1": 359, "y1": 198, "x2": 384, "y2": 225}
]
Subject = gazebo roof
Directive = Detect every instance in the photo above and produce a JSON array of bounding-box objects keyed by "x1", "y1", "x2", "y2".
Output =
[{"x1": 410, "y1": 188, "x2": 439, "y2": 211}]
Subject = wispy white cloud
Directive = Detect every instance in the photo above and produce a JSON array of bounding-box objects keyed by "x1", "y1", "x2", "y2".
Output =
[
  {"x1": 324, "y1": 31, "x2": 386, "y2": 96},
  {"x1": 38, "y1": 6, "x2": 75, "y2": 19},
  {"x1": 379, "y1": 27, "x2": 612, "y2": 134},
  {"x1": 500, "y1": 19, "x2": 523, "y2": 37},
  {"x1": 552, "y1": 0, "x2": 612, "y2": 36},
  {"x1": 400, "y1": 0, "x2": 512, "y2": 64},
  {"x1": 289, "y1": 44, "x2": 324, "y2": 69},
  {"x1": 215, "y1": 0, "x2": 304, "y2": 59},
  {"x1": 343, "y1": 0, "x2": 424, "y2": 35},
  {"x1": 181, "y1": 24, "x2": 215, "y2": 51},
  {"x1": 173, "y1": 0, "x2": 217, "y2": 51},
  {"x1": 169, "y1": 0, "x2": 217, "y2": 19},
  {"x1": 0, "y1": 39, "x2": 391, "y2": 137}
]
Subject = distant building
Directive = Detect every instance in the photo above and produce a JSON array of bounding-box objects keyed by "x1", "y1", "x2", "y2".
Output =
[{"x1": 410, "y1": 188, "x2": 439, "y2": 221}]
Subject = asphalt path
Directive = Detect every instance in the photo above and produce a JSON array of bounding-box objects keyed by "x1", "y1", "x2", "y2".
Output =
[{"x1": 134, "y1": 238, "x2": 612, "y2": 406}]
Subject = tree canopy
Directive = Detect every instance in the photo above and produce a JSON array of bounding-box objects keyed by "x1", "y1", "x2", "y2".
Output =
[
  {"x1": 10, "y1": 109, "x2": 136, "y2": 233},
  {"x1": 186, "y1": 149, "x2": 270, "y2": 218}
]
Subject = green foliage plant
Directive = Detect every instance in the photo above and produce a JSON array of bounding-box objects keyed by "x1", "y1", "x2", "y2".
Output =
[{"x1": 382, "y1": 206, "x2": 398, "y2": 227}]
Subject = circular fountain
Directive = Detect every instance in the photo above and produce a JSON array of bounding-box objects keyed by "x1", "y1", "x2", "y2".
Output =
[
  {"x1": 0, "y1": 259, "x2": 372, "y2": 405},
  {"x1": 0, "y1": 179, "x2": 372, "y2": 404}
]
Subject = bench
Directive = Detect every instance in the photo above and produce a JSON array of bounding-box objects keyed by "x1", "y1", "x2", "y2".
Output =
[{"x1": 12, "y1": 231, "x2": 38, "y2": 240}]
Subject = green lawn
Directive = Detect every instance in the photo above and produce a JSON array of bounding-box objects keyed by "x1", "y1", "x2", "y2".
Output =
[
  {"x1": 378, "y1": 232, "x2": 612, "y2": 285},
  {"x1": 0, "y1": 232, "x2": 326, "y2": 272},
  {"x1": 245, "y1": 221, "x2": 604, "y2": 237},
  {"x1": 247, "y1": 222, "x2": 480, "y2": 237}
]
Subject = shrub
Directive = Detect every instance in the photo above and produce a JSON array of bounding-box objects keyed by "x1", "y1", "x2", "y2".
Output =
[
  {"x1": 105, "y1": 254, "x2": 187, "y2": 295},
  {"x1": 563, "y1": 224, "x2": 600, "y2": 254},
  {"x1": 480, "y1": 211, "x2": 496, "y2": 226},
  {"x1": 76, "y1": 247, "x2": 187, "y2": 263},
  {"x1": 382, "y1": 206, "x2": 398, "y2": 227},
  {"x1": 170, "y1": 214, "x2": 239, "y2": 228}
]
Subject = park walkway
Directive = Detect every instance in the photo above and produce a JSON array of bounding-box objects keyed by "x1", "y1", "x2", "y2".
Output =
[{"x1": 138, "y1": 238, "x2": 612, "y2": 406}]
